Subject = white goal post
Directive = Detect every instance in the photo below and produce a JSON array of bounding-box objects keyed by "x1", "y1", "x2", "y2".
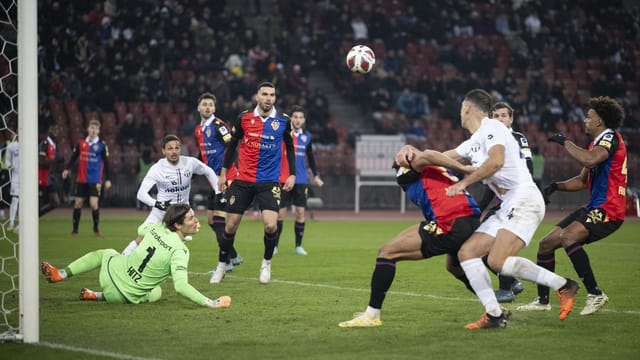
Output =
[{"x1": 0, "y1": 0, "x2": 39, "y2": 343}]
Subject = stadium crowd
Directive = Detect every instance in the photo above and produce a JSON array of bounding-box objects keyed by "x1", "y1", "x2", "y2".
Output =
[{"x1": 30, "y1": 0, "x2": 639, "y2": 185}]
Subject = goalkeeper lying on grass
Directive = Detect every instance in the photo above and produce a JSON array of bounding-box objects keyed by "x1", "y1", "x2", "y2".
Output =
[{"x1": 41, "y1": 203, "x2": 231, "y2": 309}]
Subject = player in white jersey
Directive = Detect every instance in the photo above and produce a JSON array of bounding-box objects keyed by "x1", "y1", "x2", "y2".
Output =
[
  {"x1": 122, "y1": 135, "x2": 219, "y2": 254},
  {"x1": 5, "y1": 135, "x2": 18, "y2": 232},
  {"x1": 396, "y1": 89, "x2": 579, "y2": 330}
]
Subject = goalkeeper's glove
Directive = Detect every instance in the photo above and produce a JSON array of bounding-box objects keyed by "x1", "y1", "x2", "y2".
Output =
[
  {"x1": 542, "y1": 183, "x2": 558, "y2": 205},
  {"x1": 154, "y1": 200, "x2": 172, "y2": 211},
  {"x1": 548, "y1": 133, "x2": 567, "y2": 145}
]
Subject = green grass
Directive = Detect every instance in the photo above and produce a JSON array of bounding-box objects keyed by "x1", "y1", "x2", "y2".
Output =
[{"x1": 2, "y1": 213, "x2": 640, "y2": 359}]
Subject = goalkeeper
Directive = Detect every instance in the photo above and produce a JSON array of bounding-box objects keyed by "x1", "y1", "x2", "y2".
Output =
[{"x1": 41, "y1": 204, "x2": 231, "y2": 309}]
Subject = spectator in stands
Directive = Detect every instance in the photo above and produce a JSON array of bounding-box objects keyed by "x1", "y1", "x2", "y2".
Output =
[
  {"x1": 351, "y1": 15, "x2": 368, "y2": 41},
  {"x1": 395, "y1": 87, "x2": 419, "y2": 118},
  {"x1": 405, "y1": 120, "x2": 426, "y2": 142},
  {"x1": 137, "y1": 116, "x2": 154, "y2": 148},
  {"x1": 118, "y1": 113, "x2": 138, "y2": 146}
]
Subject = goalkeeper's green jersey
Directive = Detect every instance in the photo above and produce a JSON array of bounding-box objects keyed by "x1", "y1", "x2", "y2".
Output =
[{"x1": 106, "y1": 223, "x2": 207, "y2": 305}]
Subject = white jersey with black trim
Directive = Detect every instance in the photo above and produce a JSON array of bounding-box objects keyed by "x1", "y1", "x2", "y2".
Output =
[
  {"x1": 455, "y1": 117, "x2": 533, "y2": 193},
  {"x1": 137, "y1": 155, "x2": 219, "y2": 207}
]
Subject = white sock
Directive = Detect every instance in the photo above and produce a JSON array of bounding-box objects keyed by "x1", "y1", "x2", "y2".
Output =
[
  {"x1": 122, "y1": 240, "x2": 139, "y2": 255},
  {"x1": 9, "y1": 196, "x2": 18, "y2": 227},
  {"x1": 365, "y1": 306, "x2": 381, "y2": 318},
  {"x1": 501, "y1": 256, "x2": 566, "y2": 291},
  {"x1": 461, "y1": 258, "x2": 502, "y2": 317}
]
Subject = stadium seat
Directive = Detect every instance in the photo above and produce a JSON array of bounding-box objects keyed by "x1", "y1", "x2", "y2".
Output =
[
  {"x1": 143, "y1": 102, "x2": 158, "y2": 118},
  {"x1": 174, "y1": 102, "x2": 188, "y2": 114},
  {"x1": 128, "y1": 102, "x2": 144, "y2": 120},
  {"x1": 159, "y1": 102, "x2": 173, "y2": 115},
  {"x1": 114, "y1": 101, "x2": 128, "y2": 124},
  {"x1": 84, "y1": 111, "x2": 100, "y2": 123}
]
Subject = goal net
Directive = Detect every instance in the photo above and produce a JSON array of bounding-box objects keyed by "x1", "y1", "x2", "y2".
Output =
[{"x1": 0, "y1": 0, "x2": 39, "y2": 342}]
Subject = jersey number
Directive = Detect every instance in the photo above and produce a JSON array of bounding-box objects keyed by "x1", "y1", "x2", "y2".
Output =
[{"x1": 138, "y1": 246, "x2": 156, "y2": 273}]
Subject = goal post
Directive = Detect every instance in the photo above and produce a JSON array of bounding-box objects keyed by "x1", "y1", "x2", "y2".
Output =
[
  {"x1": 18, "y1": 0, "x2": 39, "y2": 343},
  {"x1": 0, "y1": 0, "x2": 39, "y2": 343}
]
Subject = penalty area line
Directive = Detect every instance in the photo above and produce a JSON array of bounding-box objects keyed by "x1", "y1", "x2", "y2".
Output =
[{"x1": 38, "y1": 341, "x2": 161, "y2": 360}]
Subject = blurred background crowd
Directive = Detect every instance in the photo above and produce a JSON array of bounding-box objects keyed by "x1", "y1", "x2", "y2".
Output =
[{"x1": 0, "y1": 0, "x2": 638, "y2": 207}]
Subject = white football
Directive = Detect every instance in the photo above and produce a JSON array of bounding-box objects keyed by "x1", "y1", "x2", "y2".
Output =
[{"x1": 346, "y1": 45, "x2": 375, "y2": 74}]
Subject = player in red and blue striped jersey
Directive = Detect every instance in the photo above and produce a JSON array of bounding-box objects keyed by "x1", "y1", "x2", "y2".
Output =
[
  {"x1": 519, "y1": 96, "x2": 627, "y2": 316},
  {"x1": 62, "y1": 119, "x2": 111, "y2": 236},
  {"x1": 212, "y1": 82, "x2": 296, "y2": 284},
  {"x1": 339, "y1": 145, "x2": 480, "y2": 328},
  {"x1": 194, "y1": 92, "x2": 242, "y2": 280},
  {"x1": 38, "y1": 122, "x2": 61, "y2": 217},
  {"x1": 274, "y1": 105, "x2": 324, "y2": 256}
]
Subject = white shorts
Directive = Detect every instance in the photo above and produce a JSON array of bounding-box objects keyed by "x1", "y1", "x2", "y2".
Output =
[
  {"x1": 143, "y1": 208, "x2": 165, "y2": 224},
  {"x1": 476, "y1": 183, "x2": 545, "y2": 247}
]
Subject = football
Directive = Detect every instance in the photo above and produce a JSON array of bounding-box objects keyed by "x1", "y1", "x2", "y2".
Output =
[{"x1": 346, "y1": 45, "x2": 375, "y2": 74}]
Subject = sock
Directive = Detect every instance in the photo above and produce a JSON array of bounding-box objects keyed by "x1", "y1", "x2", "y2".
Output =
[
  {"x1": 220, "y1": 231, "x2": 236, "y2": 263},
  {"x1": 501, "y1": 256, "x2": 566, "y2": 292},
  {"x1": 455, "y1": 274, "x2": 476, "y2": 294},
  {"x1": 95, "y1": 292, "x2": 104, "y2": 301},
  {"x1": 9, "y1": 196, "x2": 18, "y2": 227},
  {"x1": 369, "y1": 258, "x2": 396, "y2": 309},
  {"x1": 122, "y1": 240, "x2": 138, "y2": 255},
  {"x1": 58, "y1": 268, "x2": 69, "y2": 279},
  {"x1": 294, "y1": 221, "x2": 305, "y2": 247},
  {"x1": 263, "y1": 231, "x2": 277, "y2": 260},
  {"x1": 92, "y1": 209, "x2": 100, "y2": 232},
  {"x1": 481, "y1": 255, "x2": 498, "y2": 275},
  {"x1": 211, "y1": 217, "x2": 232, "y2": 264},
  {"x1": 535, "y1": 253, "x2": 555, "y2": 303},
  {"x1": 565, "y1": 243, "x2": 602, "y2": 295},
  {"x1": 498, "y1": 274, "x2": 516, "y2": 291},
  {"x1": 72, "y1": 208, "x2": 81, "y2": 232},
  {"x1": 365, "y1": 305, "x2": 381, "y2": 318},
  {"x1": 275, "y1": 220, "x2": 283, "y2": 247},
  {"x1": 461, "y1": 258, "x2": 501, "y2": 317},
  {"x1": 67, "y1": 249, "x2": 105, "y2": 275}
]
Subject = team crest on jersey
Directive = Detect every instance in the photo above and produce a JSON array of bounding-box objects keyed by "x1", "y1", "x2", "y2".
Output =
[
  {"x1": 487, "y1": 134, "x2": 494, "y2": 140},
  {"x1": 586, "y1": 208, "x2": 604, "y2": 224},
  {"x1": 471, "y1": 144, "x2": 480, "y2": 152},
  {"x1": 271, "y1": 121, "x2": 280, "y2": 131},
  {"x1": 92, "y1": 144, "x2": 99, "y2": 151},
  {"x1": 301, "y1": 134, "x2": 307, "y2": 142},
  {"x1": 205, "y1": 127, "x2": 212, "y2": 137},
  {"x1": 184, "y1": 170, "x2": 191, "y2": 178}
]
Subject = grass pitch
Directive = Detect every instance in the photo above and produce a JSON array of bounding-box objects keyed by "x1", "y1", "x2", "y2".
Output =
[{"x1": 2, "y1": 211, "x2": 640, "y2": 359}]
